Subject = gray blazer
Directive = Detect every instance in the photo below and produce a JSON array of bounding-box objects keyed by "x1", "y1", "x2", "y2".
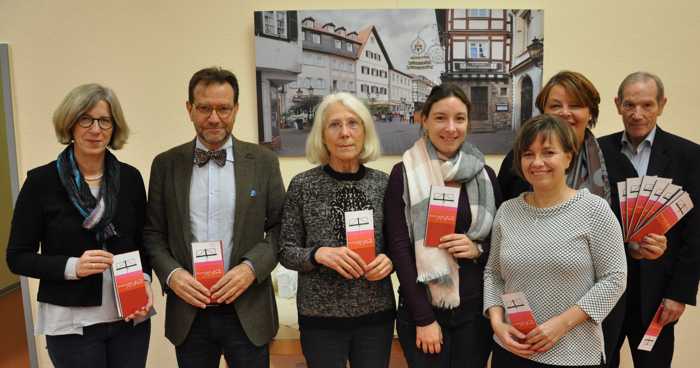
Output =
[{"x1": 144, "y1": 137, "x2": 285, "y2": 346}]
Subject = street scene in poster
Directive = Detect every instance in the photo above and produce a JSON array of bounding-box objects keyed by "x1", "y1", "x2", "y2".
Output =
[{"x1": 255, "y1": 9, "x2": 544, "y2": 156}]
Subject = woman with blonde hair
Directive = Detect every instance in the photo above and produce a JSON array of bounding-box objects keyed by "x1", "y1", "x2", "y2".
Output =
[
  {"x1": 7, "y1": 83, "x2": 153, "y2": 368},
  {"x1": 279, "y1": 92, "x2": 395, "y2": 367}
]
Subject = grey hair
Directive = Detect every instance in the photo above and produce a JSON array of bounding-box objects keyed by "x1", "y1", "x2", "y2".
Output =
[
  {"x1": 305, "y1": 92, "x2": 381, "y2": 164},
  {"x1": 617, "y1": 71, "x2": 665, "y2": 103},
  {"x1": 53, "y1": 83, "x2": 130, "y2": 149}
]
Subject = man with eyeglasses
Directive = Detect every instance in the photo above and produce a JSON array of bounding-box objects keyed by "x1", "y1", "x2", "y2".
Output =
[
  {"x1": 599, "y1": 71, "x2": 700, "y2": 368},
  {"x1": 144, "y1": 67, "x2": 285, "y2": 367}
]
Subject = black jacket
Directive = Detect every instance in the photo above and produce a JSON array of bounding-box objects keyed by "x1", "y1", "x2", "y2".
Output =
[
  {"x1": 598, "y1": 127, "x2": 700, "y2": 324},
  {"x1": 6, "y1": 160, "x2": 149, "y2": 307},
  {"x1": 497, "y1": 149, "x2": 530, "y2": 202}
]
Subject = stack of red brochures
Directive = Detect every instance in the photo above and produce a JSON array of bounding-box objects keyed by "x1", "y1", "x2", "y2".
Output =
[
  {"x1": 192, "y1": 241, "x2": 225, "y2": 290},
  {"x1": 111, "y1": 250, "x2": 148, "y2": 317},
  {"x1": 617, "y1": 176, "x2": 694, "y2": 247}
]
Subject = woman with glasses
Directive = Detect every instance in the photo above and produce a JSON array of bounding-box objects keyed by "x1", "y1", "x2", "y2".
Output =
[
  {"x1": 279, "y1": 92, "x2": 395, "y2": 367},
  {"x1": 385, "y1": 83, "x2": 501, "y2": 367},
  {"x1": 7, "y1": 84, "x2": 153, "y2": 368}
]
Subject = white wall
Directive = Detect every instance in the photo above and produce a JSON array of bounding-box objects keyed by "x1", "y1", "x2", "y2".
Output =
[{"x1": 1, "y1": 0, "x2": 700, "y2": 367}]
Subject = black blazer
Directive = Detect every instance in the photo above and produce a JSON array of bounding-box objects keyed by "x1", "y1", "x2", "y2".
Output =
[
  {"x1": 6, "y1": 160, "x2": 149, "y2": 307},
  {"x1": 497, "y1": 149, "x2": 531, "y2": 201},
  {"x1": 598, "y1": 127, "x2": 700, "y2": 324}
]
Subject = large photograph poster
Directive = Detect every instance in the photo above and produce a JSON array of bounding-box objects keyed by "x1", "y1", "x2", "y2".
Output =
[{"x1": 255, "y1": 9, "x2": 544, "y2": 156}]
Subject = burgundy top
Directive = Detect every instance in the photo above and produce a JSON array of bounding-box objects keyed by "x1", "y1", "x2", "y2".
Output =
[{"x1": 384, "y1": 162, "x2": 502, "y2": 326}]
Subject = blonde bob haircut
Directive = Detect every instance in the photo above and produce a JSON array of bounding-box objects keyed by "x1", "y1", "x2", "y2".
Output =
[
  {"x1": 53, "y1": 83, "x2": 130, "y2": 149},
  {"x1": 305, "y1": 92, "x2": 381, "y2": 164}
]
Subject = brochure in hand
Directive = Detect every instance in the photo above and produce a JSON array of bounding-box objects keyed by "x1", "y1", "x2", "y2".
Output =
[
  {"x1": 617, "y1": 177, "x2": 693, "y2": 248},
  {"x1": 192, "y1": 241, "x2": 225, "y2": 290},
  {"x1": 345, "y1": 209, "x2": 376, "y2": 263},
  {"x1": 638, "y1": 303, "x2": 665, "y2": 352},
  {"x1": 111, "y1": 250, "x2": 148, "y2": 318},
  {"x1": 501, "y1": 292, "x2": 538, "y2": 335},
  {"x1": 425, "y1": 185, "x2": 460, "y2": 247}
]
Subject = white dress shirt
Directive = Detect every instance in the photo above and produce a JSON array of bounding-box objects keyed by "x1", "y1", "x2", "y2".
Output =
[
  {"x1": 621, "y1": 126, "x2": 657, "y2": 176},
  {"x1": 189, "y1": 136, "x2": 236, "y2": 271}
]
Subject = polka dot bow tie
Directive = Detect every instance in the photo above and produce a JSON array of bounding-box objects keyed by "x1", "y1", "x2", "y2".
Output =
[{"x1": 194, "y1": 148, "x2": 226, "y2": 167}]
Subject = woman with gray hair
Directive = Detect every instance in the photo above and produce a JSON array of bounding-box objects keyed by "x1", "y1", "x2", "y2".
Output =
[
  {"x1": 279, "y1": 92, "x2": 395, "y2": 367},
  {"x1": 6, "y1": 84, "x2": 152, "y2": 368}
]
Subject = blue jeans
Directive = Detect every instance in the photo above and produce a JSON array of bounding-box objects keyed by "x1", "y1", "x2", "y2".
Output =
[
  {"x1": 46, "y1": 319, "x2": 150, "y2": 368},
  {"x1": 175, "y1": 307, "x2": 269, "y2": 368},
  {"x1": 300, "y1": 321, "x2": 394, "y2": 368}
]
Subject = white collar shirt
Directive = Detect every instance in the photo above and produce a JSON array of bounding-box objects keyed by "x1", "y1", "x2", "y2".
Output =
[
  {"x1": 190, "y1": 136, "x2": 236, "y2": 271},
  {"x1": 621, "y1": 126, "x2": 657, "y2": 177}
]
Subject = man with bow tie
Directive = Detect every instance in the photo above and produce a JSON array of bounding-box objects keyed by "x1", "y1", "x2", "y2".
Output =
[{"x1": 144, "y1": 67, "x2": 285, "y2": 367}]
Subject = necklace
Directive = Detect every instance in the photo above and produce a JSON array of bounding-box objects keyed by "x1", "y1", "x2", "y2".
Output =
[{"x1": 84, "y1": 173, "x2": 104, "y2": 181}]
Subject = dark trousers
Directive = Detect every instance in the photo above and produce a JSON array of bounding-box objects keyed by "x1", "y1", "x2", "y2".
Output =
[
  {"x1": 46, "y1": 319, "x2": 150, "y2": 368},
  {"x1": 602, "y1": 292, "x2": 626, "y2": 367},
  {"x1": 608, "y1": 283, "x2": 675, "y2": 368},
  {"x1": 396, "y1": 305, "x2": 491, "y2": 368},
  {"x1": 175, "y1": 307, "x2": 268, "y2": 368},
  {"x1": 492, "y1": 343, "x2": 603, "y2": 368},
  {"x1": 300, "y1": 321, "x2": 394, "y2": 368}
]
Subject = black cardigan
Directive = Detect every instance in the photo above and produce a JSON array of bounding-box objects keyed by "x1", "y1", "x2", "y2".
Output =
[{"x1": 6, "y1": 160, "x2": 150, "y2": 307}]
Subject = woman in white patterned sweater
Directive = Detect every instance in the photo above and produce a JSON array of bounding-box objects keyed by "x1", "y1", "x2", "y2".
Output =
[{"x1": 484, "y1": 114, "x2": 627, "y2": 367}]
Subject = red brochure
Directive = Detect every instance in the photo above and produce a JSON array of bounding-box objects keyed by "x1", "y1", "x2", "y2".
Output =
[
  {"x1": 502, "y1": 292, "x2": 537, "y2": 334},
  {"x1": 625, "y1": 178, "x2": 642, "y2": 235},
  {"x1": 638, "y1": 303, "x2": 665, "y2": 351},
  {"x1": 628, "y1": 176, "x2": 657, "y2": 234},
  {"x1": 632, "y1": 184, "x2": 682, "y2": 237},
  {"x1": 425, "y1": 185, "x2": 460, "y2": 247},
  {"x1": 345, "y1": 209, "x2": 376, "y2": 263},
  {"x1": 633, "y1": 178, "x2": 672, "y2": 235},
  {"x1": 617, "y1": 177, "x2": 691, "y2": 247},
  {"x1": 192, "y1": 241, "x2": 225, "y2": 290},
  {"x1": 111, "y1": 250, "x2": 148, "y2": 317},
  {"x1": 629, "y1": 192, "x2": 694, "y2": 243},
  {"x1": 618, "y1": 181, "x2": 627, "y2": 238}
]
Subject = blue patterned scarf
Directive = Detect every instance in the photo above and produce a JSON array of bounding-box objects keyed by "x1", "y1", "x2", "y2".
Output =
[{"x1": 56, "y1": 144, "x2": 121, "y2": 245}]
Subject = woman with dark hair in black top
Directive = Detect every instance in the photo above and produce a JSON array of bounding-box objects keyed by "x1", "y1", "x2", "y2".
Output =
[{"x1": 386, "y1": 84, "x2": 502, "y2": 367}]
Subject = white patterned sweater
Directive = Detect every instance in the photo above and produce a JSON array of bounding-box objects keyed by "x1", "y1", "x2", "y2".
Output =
[{"x1": 484, "y1": 189, "x2": 627, "y2": 366}]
